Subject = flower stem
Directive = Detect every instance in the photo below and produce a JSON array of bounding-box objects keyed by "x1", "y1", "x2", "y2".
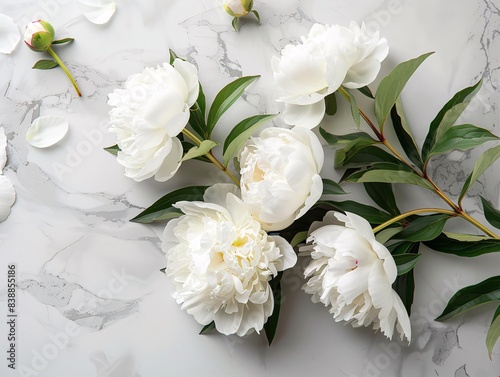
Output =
[
  {"x1": 181, "y1": 129, "x2": 240, "y2": 186},
  {"x1": 47, "y1": 47, "x2": 82, "y2": 97},
  {"x1": 373, "y1": 208, "x2": 457, "y2": 234},
  {"x1": 338, "y1": 87, "x2": 500, "y2": 240}
]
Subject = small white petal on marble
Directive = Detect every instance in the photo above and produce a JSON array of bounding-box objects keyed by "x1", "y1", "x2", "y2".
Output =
[
  {"x1": 0, "y1": 127, "x2": 7, "y2": 173},
  {"x1": 0, "y1": 175, "x2": 15, "y2": 222},
  {"x1": 26, "y1": 116, "x2": 69, "y2": 148},
  {"x1": 77, "y1": 0, "x2": 117, "y2": 24},
  {"x1": 0, "y1": 14, "x2": 21, "y2": 54}
]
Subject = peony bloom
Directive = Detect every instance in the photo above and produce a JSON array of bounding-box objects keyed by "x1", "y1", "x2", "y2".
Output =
[
  {"x1": 223, "y1": 0, "x2": 253, "y2": 17},
  {"x1": 238, "y1": 126, "x2": 324, "y2": 231},
  {"x1": 302, "y1": 211, "x2": 411, "y2": 341},
  {"x1": 108, "y1": 59, "x2": 199, "y2": 182},
  {"x1": 272, "y1": 22, "x2": 388, "y2": 129},
  {"x1": 24, "y1": 20, "x2": 54, "y2": 52},
  {"x1": 162, "y1": 183, "x2": 297, "y2": 336}
]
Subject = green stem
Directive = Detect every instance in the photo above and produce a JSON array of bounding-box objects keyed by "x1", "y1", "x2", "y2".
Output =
[
  {"x1": 373, "y1": 208, "x2": 457, "y2": 233},
  {"x1": 181, "y1": 129, "x2": 240, "y2": 186},
  {"x1": 47, "y1": 47, "x2": 82, "y2": 97},
  {"x1": 339, "y1": 88, "x2": 500, "y2": 239}
]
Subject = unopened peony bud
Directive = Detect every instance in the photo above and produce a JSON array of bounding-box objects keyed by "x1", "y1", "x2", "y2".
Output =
[
  {"x1": 223, "y1": 0, "x2": 253, "y2": 18},
  {"x1": 24, "y1": 20, "x2": 55, "y2": 52}
]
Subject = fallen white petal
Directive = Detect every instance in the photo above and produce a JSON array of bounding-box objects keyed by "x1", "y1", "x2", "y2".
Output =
[
  {"x1": 0, "y1": 175, "x2": 15, "y2": 222},
  {"x1": 26, "y1": 116, "x2": 69, "y2": 148},
  {"x1": 0, "y1": 127, "x2": 7, "y2": 173},
  {"x1": 0, "y1": 14, "x2": 20, "y2": 54},
  {"x1": 77, "y1": 0, "x2": 117, "y2": 24}
]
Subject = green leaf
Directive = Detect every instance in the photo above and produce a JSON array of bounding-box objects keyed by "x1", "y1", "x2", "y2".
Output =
[
  {"x1": 222, "y1": 113, "x2": 276, "y2": 166},
  {"x1": 391, "y1": 242, "x2": 419, "y2": 315},
  {"x1": 347, "y1": 89, "x2": 361, "y2": 127},
  {"x1": 318, "y1": 200, "x2": 392, "y2": 225},
  {"x1": 264, "y1": 273, "x2": 283, "y2": 346},
  {"x1": 481, "y1": 196, "x2": 500, "y2": 230},
  {"x1": 207, "y1": 76, "x2": 259, "y2": 135},
  {"x1": 363, "y1": 182, "x2": 400, "y2": 216},
  {"x1": 428, "y1": 124, "x2": 498, "y2": 158},
  {"x1": 232, "y1": 17, "x2": 240, "y2": 32},
  {"x1": 487, "y1": 305, "x2": 500, "y2": 359},
  {"x1": 395, "y1": 214, "x2": 451, "y2": 242},
  {"x1": 422, "y1": 80, "x2": 482, "y2": 162},
  {"x1": 394, "y1": 254, "x2": 421, "y2": 275},
  {"x1": 324, "y1": 92, "x2": 337, "y2": 116},
  {"x1": 376, "y1": 226, "x2": 403, "y2": 244},
  {"x1": 182, "y1": 140, "x2": 218, "y2": 162},
  {"x1": 32, "y1": 59, "x2": 59, "y2": 70},
  {"x1": 335, "y1": 144, "x2": 400, "y2": 168},
  {"x1": 189, "y1": 84, "x2": 208, "y2": 139},
  {"x1": 375, "y1": 52, "x2": 434, "y2": 127},
  {"x1": 459, "y1": 145, "x2": 500, "y2": 202},
  {"x1": 181, "y1": 141, "x2": 210, "y2": 163},
  {"x1": 199, "y1": 321, "x2": 216, "y2": 334},
  {"x1": 322, "y1": 179, "x2": 348, "y2": 195},
  {"x1": 130, "y1": 186, "x2": 208, "y2": 223},
  {"x1": 290, "y1": 231, "x2": 308, "y2": 248},
  {"x1": 251, "y1": 10, "x2": 261, "y2": 24},
  {"x1": 424, "y1": 233, "x2": 500, "y2": 257},
  {"x1": 104, "y1": 144, "x2": 120, "y2": 155},
  {"x1": 357, "y1": 86, "x2": 374, "y2": 99},
  {"x1": 388, "y1": 241, "x2": 420, "y2": 256},
  {"x1": 436, "y1": 275, "x2": 500, "y2": 321},
  {"x1": 443, "y1": 232, "x2": 490, "y2": 242},
  {"x1": 169, "y1": 49, "x2": 179, "y2": 65},
  {"x1": 347, "y1": 166, "x2": 435, "y2": 191},
  {"x1": 319, "y1": 127, "x2": 375, "y2": 147},
  {"x1": 52, "y1": 37, "x2": 74, "y2": 45},
  {"x1": 391, "y1": 98, "x2": 424, "y2": 170}
]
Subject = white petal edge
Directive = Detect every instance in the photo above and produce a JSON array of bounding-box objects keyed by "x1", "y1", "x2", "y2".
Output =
[
  {"x1": 0, "y1": 14, "x2": 20, "y2": 54},
  {"x1": 283, "y1": 101, "x2": 326, "y2": 129},
  {"x1": 0, "y1": 175, "x2": 15, "y2": 222},
  {"x1": 77, "y1": 0, "x2": 117, "y2": 25},
  {"x1": 0, "y1": 127, "x2": 7, "y2": 173},
  {"x1": 26, "y1": 116, "x2": 69, "y2": 148}
]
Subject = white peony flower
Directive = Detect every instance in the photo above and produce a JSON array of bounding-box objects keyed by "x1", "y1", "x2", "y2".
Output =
[
  {"x1": 223, "y1": 0, "x2": 253, "y2": 17},
  {"x1": 272, "y1": 22, "x2": 388, "y2": 129},
  {"x1": 302, "y1": 211, "x2": 411, "y2": 342},
  {"x1": 108, "y1": 59, "x2": 199, "y2": 182},
  {"x1": 162, "y1": 183, "x2": 297, "y2": 336},
  {"x1": 238, "y1": 126, "x2": 324, "y2": 231}
]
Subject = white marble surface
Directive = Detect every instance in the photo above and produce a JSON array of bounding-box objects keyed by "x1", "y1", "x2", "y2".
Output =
[{"x1": 1, "y1": 0, "x2": 500, "y2": 376}]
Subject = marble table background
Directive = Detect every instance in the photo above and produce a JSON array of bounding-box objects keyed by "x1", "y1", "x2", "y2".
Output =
[{"x1": 1, "y1": 0, "x2": 500, "y2": 376}]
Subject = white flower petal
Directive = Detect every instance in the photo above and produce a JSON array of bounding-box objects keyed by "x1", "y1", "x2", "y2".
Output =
[
  {"x1": 271, "y1": 235, "x2": 297, "y2": 271},
  {"x1": 26, "y1": 116, "x2": 69, "y2": 148},
  {"x1": 0, "y1": 175, "x2": 15, "y2": 222},
  {"x1": 0, "y1": 14, "x2": 20, "y2": 54},
  {"x1": 0, "y1": 127, "x2": 7, "y2": 173},
  {"x1": 173, "y1": 59, "x2": 200, "y2": 107},
  {"x1": 77, "y1": 0, "x2": 117, "y2": 24},
  {"x1": 203, "y1": 183, "x2": 240, "y2": 208},
  {"x1": 154, "y1": 137, "x2": 183, "y2": 182},
  {"x1": 295, "y1": 174, "x2": 323, "y2": 219},
  {"x1": 283, "y1": 101, "x2": 326, "y2": 129},
  {"x1": 392, "y1": 290, "x2": 412, "y2": 342}
]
